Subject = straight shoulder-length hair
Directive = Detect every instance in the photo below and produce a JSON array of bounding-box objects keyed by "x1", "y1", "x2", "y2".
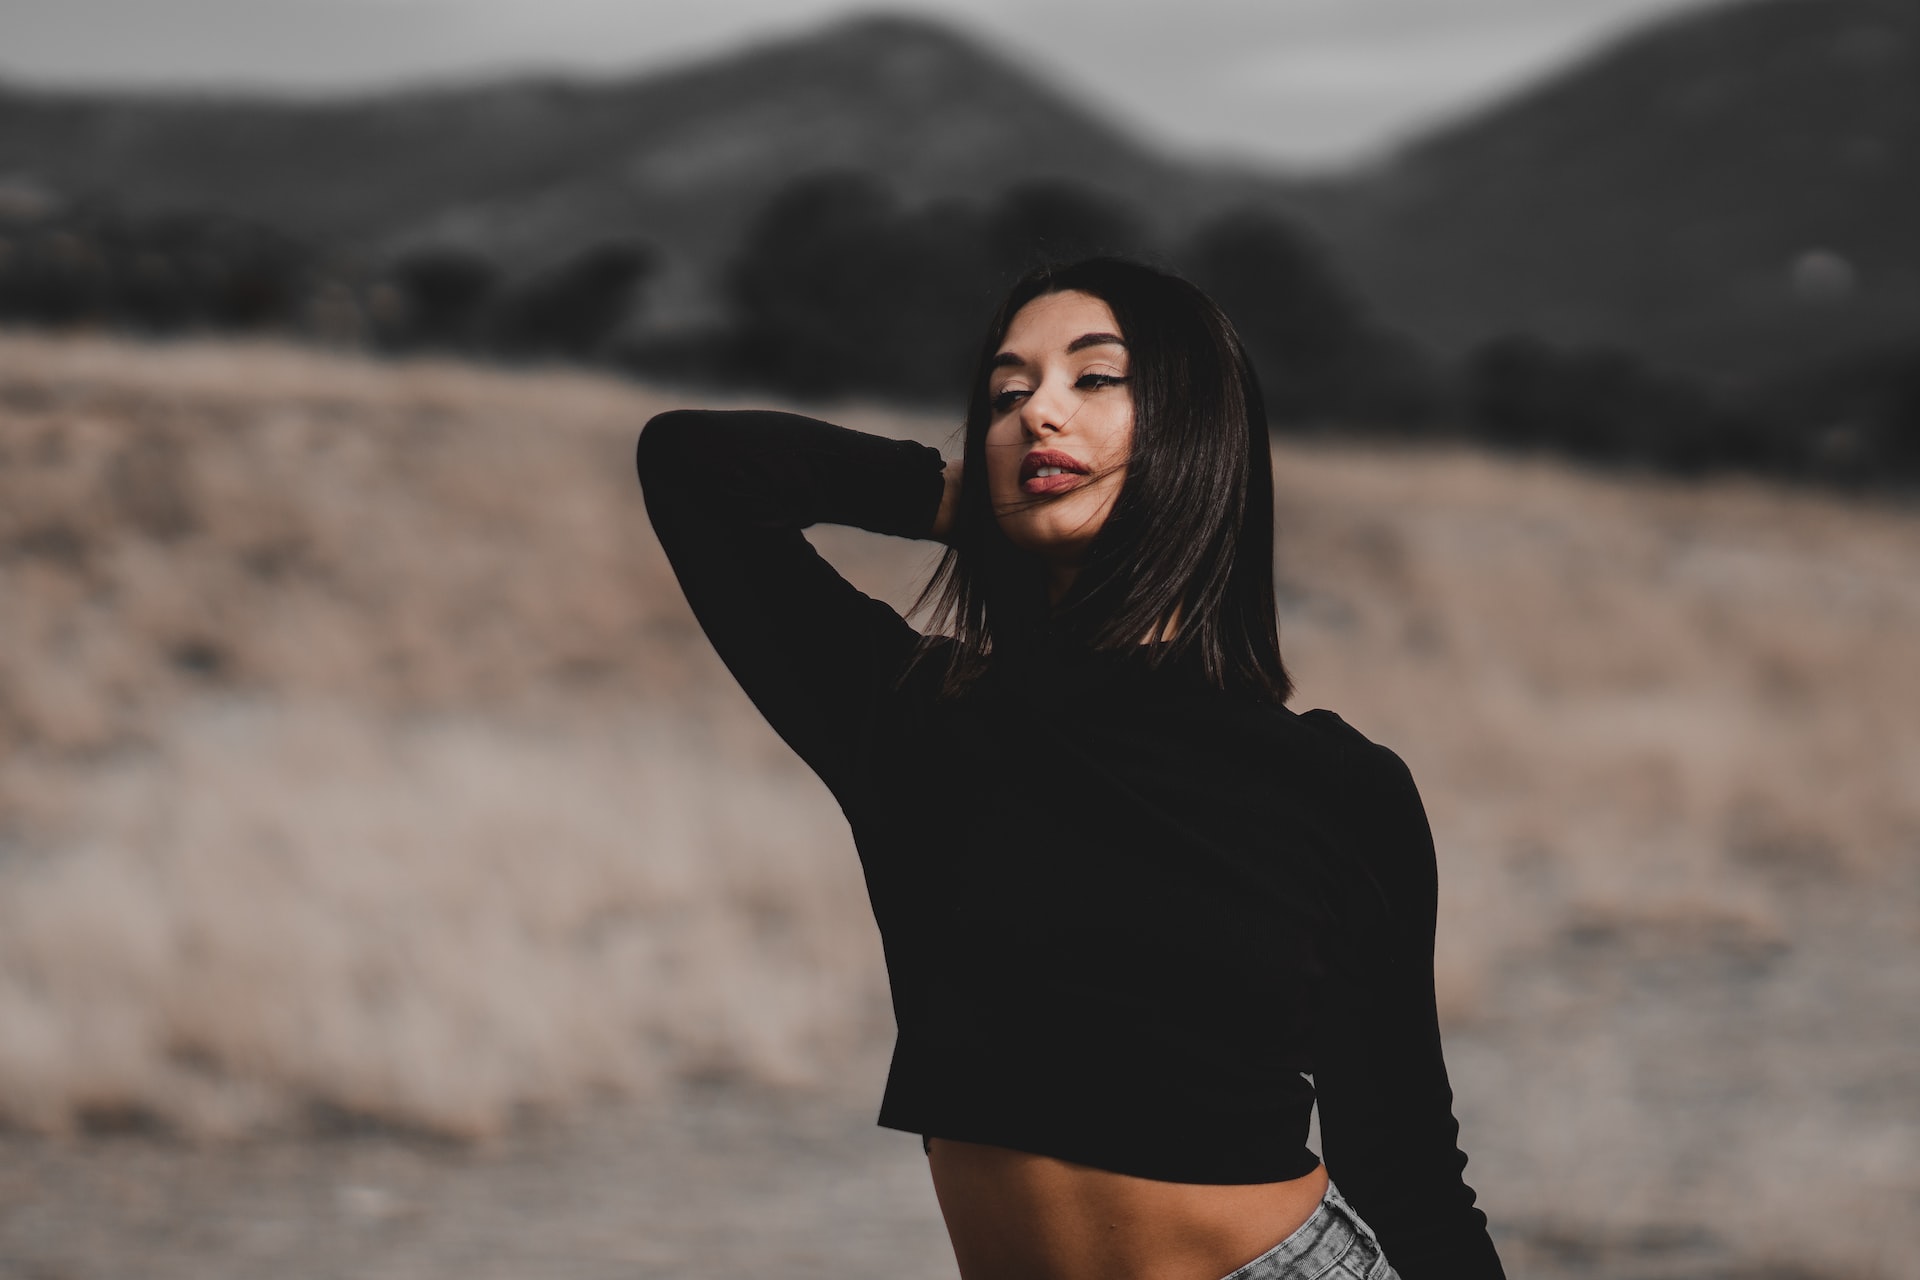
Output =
[{"x1": 903, "y1": 257, "x2": 1294, "y2": 705}]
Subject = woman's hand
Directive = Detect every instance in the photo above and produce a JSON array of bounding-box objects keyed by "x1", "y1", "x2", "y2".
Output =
[{"x1": 931, "y1": 456, "x2": 963, "y2": 544}]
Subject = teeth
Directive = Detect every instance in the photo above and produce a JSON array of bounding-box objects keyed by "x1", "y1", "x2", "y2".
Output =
[{"x1": 1035, "y1": 466, "x2": 1064, "y2": 478}]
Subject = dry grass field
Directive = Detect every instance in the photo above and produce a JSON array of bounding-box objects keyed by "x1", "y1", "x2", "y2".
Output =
[{"x1": 0, "y1": 332, "x2": 1915, "y2": 1278}]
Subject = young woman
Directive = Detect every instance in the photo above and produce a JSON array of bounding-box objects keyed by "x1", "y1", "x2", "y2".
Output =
[{"x1": 635, "y1": 258, "x2": 1505, "y2": 1280}]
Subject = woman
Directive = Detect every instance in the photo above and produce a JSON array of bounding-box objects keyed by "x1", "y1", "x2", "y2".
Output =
[{"x1": 636, "y1": 258, "x2": 1505, "y2": 1280}]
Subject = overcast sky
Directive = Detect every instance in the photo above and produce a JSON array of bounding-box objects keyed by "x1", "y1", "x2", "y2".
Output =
[{"x1": 0, "y1": 0, "x2": 1712, "y2": 168}]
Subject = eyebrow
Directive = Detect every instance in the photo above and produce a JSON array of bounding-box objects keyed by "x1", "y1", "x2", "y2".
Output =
[{"x1": 991, "y1": 331, "x2": 1128, "y2": 369}]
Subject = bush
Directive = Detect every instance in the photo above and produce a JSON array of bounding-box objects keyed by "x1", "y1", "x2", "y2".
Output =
[
  {"x1": 382, "y1": 246, "x2": 498, "y2": 350},
  {"x1": 0, "y1": 204, "x2": 312, "y2": 333},
  {"x1": 490, "y1": 240, "x2": 654, "y2": 359},
  {"x1": 1756, "y1": 343, "x2": 1920, "y2": 486},
  {"x1": 1464, "y1": 335, "x2": 1761, "y2": 477},
  {"x1": 1180, "y1": 208, "x2": 1439, "y2": 428},
  {"x1": 723, "y1": 172, "x2": 1002, "y2": 402},
  {"x1": 984, "y1": 181, "x2": 1156, "y2": 276}
]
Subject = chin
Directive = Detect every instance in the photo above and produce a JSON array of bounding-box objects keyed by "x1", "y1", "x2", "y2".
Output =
[{"x1": 997, "y1": 501, "x2": 1110, "y2": 567}]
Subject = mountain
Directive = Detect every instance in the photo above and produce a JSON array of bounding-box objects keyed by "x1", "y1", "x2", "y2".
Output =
[
  {"x1": 1322, "y1": 0, "x2": 1920, "y2": 382},
  {"x1": 1, "y1": 1, "x2": 1916, "y2": 385},
  {"x1": 0, "y1": 17, "x2": 1290, "y2": 324}
]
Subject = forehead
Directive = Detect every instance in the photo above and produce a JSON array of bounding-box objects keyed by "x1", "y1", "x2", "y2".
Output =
[{"x1": 999, "y1": 289, "x2": 1123, "y2": 354}]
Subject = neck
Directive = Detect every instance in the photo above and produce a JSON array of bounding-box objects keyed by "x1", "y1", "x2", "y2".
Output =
[
  {"x1": 1038, "y1": 556, "x2": 1180, "y2": 645},
  {"x1": 1044, "y1": 561, "x2": 1078, "y2": 607}
]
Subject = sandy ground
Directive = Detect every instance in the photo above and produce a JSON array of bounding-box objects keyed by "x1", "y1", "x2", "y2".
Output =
[
  {"x1": 0, "y1": 1042, "x2": 961, "y2": 1280},
  {"x1": 2, "y1": 333, "x2": 1916, "y2": 1279},
  {"x1": 8, "y1": 903, "x2": 1915, "y2": 1280}
]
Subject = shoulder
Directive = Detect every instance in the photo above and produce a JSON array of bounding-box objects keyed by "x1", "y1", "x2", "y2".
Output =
[
  {"x1": 1292, "y1": 708, "x2": 1438, "y2": 906},
  {"x1": 1293, "y1": 709, "x2": 1420, "y2": 799},
  {"x1": 1198, "y1": 702, "x2": 1416, "y2": 798}
]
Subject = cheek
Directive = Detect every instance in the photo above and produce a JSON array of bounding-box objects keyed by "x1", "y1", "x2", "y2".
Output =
[{"x1": 1106, "y1": 406, "x2": 1136, "y2": 465}]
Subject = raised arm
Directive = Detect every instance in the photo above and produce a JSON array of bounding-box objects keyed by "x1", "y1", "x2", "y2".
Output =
[
  {"x1": 635, "y1": 408, "x2": 949, "y2": 804},
  {"x1": 1311, "y1": 740, "x2": 1506, "y2": 1279}
]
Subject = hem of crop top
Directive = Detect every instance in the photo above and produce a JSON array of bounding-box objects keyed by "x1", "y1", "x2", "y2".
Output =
[{"x1": 895, "y1": 1119, "x2": 1326, "y2": 1187}]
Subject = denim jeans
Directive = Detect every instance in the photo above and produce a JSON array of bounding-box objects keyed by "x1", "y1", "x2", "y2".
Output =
[{"x1": 1218, "y1": 1181, "x2": 1401, "y2": 1280}]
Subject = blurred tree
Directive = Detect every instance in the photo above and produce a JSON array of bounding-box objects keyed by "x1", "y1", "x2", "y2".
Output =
[
  {"x1": 1757, "y1": 342, "x2": 1920, "y2": 486},
  {"x1": 0, "y1": 204, "x2": 312, "y2": 333},
  {"x1": 385, "y1": 245, "x2": 497, "y2": 350},
  {"x1": 490, "y1": 239, "x2": 655, "y2": 358},
  {"x1": 725, "y1": 172, "x2": 894, "y2": 396},
  {"x1": 178, "y1": 214, "x2": 310, "y2": 328},
  {"x1": 1465, "y1": 335, "x2": 1568, "y2": 450},
  {"x1": 1464, "y1": 335, "x2": 1728, "y2": 475},
  {"x1": 1182, "y1": 209, "x2": 1431, "y2": 427},
  {"x1": 116, "y1": 242, "x2": 196, "y2": 331},
  {"x1": 725, "y1": 171, "x2": 996, "y2": 402},
  {"x1": 983, "y1": 181, "x2": 1156, "y2": 280},
  {"x1": 0, "y1": 228, "x2": 112, "y2": 325},
  {"x1": 722, "y1": 173, "x2": 1172, "y2": 403},
  {"x1": 1888, "y1": 354, "x2": 1920, "y2": 479}
]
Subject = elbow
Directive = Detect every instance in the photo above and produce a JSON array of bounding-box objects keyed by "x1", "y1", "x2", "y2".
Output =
[{"x1": 635, "y1": 409, "x2": 710, "y2": 489}]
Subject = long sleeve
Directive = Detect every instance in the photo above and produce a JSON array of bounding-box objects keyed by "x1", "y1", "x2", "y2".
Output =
[
  {"x1": 635, "y1": 408, "x2": 948, "y2": 805},
  {"x1": 1312, "y1": 740, "x2": 1506, "y2": 1279}
]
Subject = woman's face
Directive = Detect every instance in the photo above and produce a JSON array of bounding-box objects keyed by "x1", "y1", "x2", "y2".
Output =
[{"x1": 983, "y1": 290, "x2": 1134, "y2": 589}]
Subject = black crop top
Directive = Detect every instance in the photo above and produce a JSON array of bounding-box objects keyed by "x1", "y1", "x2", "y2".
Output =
[{"x1": 635, "y1": 408, "x2": 1505, "y2": 1278}]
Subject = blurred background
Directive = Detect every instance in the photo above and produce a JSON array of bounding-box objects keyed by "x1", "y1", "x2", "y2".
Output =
[{"x1": 0, "y1": 0, "x2": 1915, "y2": 1276}]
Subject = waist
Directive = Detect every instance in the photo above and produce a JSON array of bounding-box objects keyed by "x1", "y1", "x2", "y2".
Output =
[{"x1": 928, "y1": 1138, "x2": 1332, "y2": 1280}]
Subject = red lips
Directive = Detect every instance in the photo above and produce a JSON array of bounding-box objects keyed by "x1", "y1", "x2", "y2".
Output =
[{"x1": 1019, "y1": 449, "x2": 1090, "y2": 483}]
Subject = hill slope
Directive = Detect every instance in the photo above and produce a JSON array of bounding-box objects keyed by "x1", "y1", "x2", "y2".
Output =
[
  {"x1": 0, "y1": 17, "x2": 1283, "y2": 319},
  {"x1": 1, "y1": 332, "x2": 1916, "y2": 1280},
  {"x1": 1326, "y1": 0, "x2": 1920, "y2": 380},
  {"x1": 2, "y1": 1, "x2": 1916, "y2": 383}
]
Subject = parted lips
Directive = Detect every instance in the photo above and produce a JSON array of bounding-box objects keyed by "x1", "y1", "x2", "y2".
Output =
[{"x1": 1019, "y1": 449, "x2": 1090, "y2": 483}]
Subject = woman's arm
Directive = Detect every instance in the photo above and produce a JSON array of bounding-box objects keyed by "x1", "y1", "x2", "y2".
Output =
[
  {"x1": 635, "y1": 408, "x2": 949, "y2": 803},
  {"x1": 1311, "y1": 740, "x2": 1507, "y2": 1279}
]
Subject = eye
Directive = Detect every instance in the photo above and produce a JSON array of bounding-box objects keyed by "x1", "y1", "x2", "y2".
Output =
[
  {"x1": 989, "y1": 387, "x2": 1029, "y2": 413},
  {"x1": 1076, "y1": 373, "x2": 1129, "y2": 391}
]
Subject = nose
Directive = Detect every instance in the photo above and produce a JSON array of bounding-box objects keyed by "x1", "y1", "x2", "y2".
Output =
[{"x1": 1019, "y1": 378, "x2": 1070, "y2": 439}]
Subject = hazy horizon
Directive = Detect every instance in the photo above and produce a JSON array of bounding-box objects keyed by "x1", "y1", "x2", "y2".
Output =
[{"x1": 1, "y1": 0, "x2": 1715, "y2": 168}]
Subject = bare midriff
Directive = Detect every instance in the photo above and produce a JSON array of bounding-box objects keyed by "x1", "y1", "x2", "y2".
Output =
[{"x1": 927, "y1": 1138, "x2": 1331, "y2": 1280}]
